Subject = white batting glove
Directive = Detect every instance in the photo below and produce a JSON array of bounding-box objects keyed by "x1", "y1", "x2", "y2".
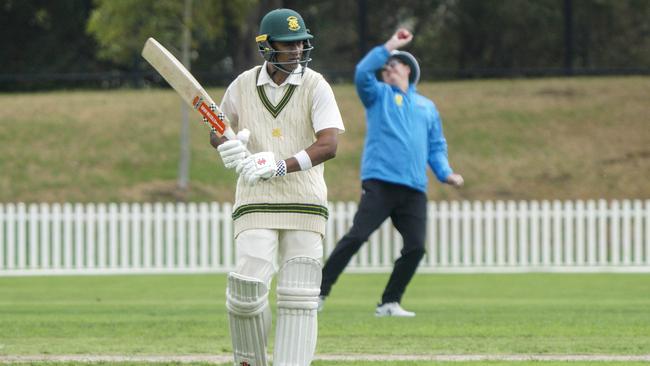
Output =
[
  {"x1": 217, "y1": 129, "x2": 250, "y2": 169},
  {"x1": 238, "y1": 152, "x2": 286, "y2": 185}
]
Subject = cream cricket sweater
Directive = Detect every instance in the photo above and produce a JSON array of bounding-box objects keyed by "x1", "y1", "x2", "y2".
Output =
[{"x1": 232, "y1": 66, "x2": 328, "y2": 236}]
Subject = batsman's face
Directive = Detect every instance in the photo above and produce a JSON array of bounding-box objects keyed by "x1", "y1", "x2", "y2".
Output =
[
  {"x1": 273, "y1": 41, "x2": 304, "y2": 71},
  {"x1": 381, "y1": 58, "x2": 410, "y2": 86}
]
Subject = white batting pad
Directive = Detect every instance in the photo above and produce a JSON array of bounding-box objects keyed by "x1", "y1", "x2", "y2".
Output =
[
  {"x1": 226, "y1": 272, "x2": 271, "y2": 366},
  {"x1": 273, "y1": 256, "x2": 322, "y2": 366}
]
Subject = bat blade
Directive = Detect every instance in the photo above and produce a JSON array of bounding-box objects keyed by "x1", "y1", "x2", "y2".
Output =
[{"x1": 142, "y1": 37, "x2": 235, "y2": 139}]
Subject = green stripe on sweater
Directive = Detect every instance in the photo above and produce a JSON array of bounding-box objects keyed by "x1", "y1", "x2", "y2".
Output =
[{"x1": 233, "y1": 203, "x2": 328, "y2": 220}]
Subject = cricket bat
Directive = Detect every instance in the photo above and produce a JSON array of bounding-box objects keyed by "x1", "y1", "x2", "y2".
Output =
[{"x1": 141, "y1": 37, "x2": 237, "y2": 140}]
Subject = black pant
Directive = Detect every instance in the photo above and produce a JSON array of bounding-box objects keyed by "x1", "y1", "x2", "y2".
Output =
[{"x1": 321, "y1": 179, "x2": 426, "y2": 304}]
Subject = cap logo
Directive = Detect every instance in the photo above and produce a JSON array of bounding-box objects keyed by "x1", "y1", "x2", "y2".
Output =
[{"x1": 287, "y1": 16, "x2": 300, "y2": 31}]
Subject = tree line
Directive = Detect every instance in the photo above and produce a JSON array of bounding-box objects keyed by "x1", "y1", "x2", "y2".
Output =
[{"x1": 1, "y1": 0, "x2": 649, "y2": 90}]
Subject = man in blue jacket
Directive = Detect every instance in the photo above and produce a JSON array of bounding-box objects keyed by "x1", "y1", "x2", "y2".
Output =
[{"x1": 319, "y1": 28, "x2": 464, "y2": 317}]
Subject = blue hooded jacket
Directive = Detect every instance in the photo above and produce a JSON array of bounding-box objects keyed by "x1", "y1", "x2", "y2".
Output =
[{"x1": 355, "y1": 45, "x2": 453, "y2": 193}]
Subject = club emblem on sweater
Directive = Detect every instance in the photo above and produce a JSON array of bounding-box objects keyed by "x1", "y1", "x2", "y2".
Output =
[{"x1": 272, "y1": 128, "x2": 283, "y2": 138}]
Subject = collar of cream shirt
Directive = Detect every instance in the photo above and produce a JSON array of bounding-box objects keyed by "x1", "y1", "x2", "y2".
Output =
[{"x1": 257, "y1": 62, "x2": 304, "y2": 87}]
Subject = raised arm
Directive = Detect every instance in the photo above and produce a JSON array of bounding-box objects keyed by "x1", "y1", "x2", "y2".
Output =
[
  {"x1": 354, "y1": 28, "x2": 413, "y2": 107},
  {"x1": 354, "y1": 46, "x2": 388, "y2": 107}
]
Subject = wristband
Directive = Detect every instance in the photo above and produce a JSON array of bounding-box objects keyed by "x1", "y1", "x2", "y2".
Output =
[
  {"x1": 293, "y1": 150, "x2": 313, "y2": 171},
  {"x1": 274, "y1": 160, "x2": 287, "y2": 177}
]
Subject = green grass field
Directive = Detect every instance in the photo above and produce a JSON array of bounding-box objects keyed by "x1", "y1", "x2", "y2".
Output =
[
  {"x1": 0, "y1": 76, "x2": 649, "y2": 203},
  {"x1": 1, "y1": 273, "x2": 649, "y2": 365}
]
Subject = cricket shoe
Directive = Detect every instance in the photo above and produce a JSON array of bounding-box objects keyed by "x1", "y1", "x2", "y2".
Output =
[{"x1": 375, "y1": 302, "x2": 415, "y2": 317}]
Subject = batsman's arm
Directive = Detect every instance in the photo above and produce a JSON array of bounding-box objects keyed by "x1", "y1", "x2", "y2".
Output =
[
  {"x1": 283, "y1": 128, "x2": 339, "y2": 174},
  {"x1": 237, "y1": 128, "x2": 339, "y2": 185},
  {"x1": 281, "y1": 81, "x2": 343, "y2": 174}
]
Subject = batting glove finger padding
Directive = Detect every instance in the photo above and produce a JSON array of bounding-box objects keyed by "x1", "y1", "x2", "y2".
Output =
[
  {"x1": 217, "y1": 128, "x2": 250, "y2": 169},
  {"x1": 218, "y1": 140, "x2": 247, "y2": 169},
  {"x1": 236, "y1": 155, "x2": 258, "y2": 175},
  {"x1": 239, "y1": 152, "x2": 277, "y2": 185}
]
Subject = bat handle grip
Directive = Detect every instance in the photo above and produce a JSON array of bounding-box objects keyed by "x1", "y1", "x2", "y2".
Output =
[{"x1": 223, "y1": 127, "x2": 237, "y2": 140}]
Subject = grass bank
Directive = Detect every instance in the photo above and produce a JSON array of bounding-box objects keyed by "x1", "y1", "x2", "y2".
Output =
[{"x1": 0, "y1": 76, "x2": 648, "y2": 202}]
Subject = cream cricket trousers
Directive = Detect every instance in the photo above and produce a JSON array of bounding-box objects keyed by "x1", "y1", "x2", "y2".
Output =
[{"x1": 235, "y1": 228, "x2": 323, "y2": 280}]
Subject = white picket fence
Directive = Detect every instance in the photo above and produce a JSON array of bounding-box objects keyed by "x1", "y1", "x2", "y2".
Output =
[{"x1": 0, "y1": 200, "x2": 649, "y2": 276}]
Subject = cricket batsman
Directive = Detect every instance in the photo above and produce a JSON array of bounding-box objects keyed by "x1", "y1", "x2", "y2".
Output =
[{"x1": 210, "y1": 8, "x2": 345, "y2": 366}]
